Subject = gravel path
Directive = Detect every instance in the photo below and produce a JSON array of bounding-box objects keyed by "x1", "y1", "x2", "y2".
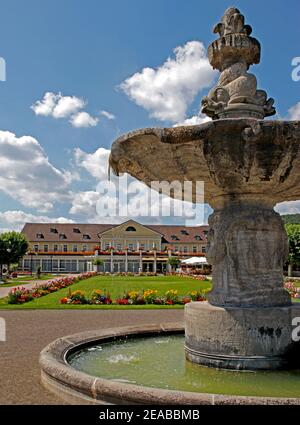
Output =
[{"x1": 0, "y1": 309, "x2": 184, "y2": 405}]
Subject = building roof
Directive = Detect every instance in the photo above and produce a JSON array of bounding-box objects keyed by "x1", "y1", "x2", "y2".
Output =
[{"x1": 21, "y1": 222, "x2": 209, "y2": 244}]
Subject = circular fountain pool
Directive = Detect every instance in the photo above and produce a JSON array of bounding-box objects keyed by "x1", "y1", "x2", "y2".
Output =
[
  {"x1": 68, "y1": 334, "x2": 300, "y2": 399},
  {"x1": 40, "y1": 323, "x2": 300, "y2": 405}
]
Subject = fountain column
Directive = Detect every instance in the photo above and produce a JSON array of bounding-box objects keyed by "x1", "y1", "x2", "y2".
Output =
[{"x1": 185, "y1": 7, "x2": 298, "y2": 370}]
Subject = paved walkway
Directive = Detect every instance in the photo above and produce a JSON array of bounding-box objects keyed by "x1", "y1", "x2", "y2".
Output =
[{"x1": 0, "y1": 309, "x2": 184, "y2": 404}]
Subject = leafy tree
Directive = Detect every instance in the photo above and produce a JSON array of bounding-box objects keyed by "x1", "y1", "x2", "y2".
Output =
[
  {"x1": 0, "y1": 231, "x2": 29, "y2": 273},
  {"x1": 167, "y1": 256, "x2": 181, "y2": 271},
  {"x1": 92, "y1": 258, "x2": 104, "y2": 266},
  {"x1": 92, "y1": 258, "x2": 104, "y2": 271},
  {"x1": 281, "y1": 214, "x2": 300, "y2": 225},
  {"x1": 285, "y1": 224, "x2": 300, "y2": 276}
]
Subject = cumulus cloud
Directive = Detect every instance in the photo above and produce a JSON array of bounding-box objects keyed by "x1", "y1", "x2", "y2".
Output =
[
  {"x1": 288, "y1": 102, "x2": 300, "y2": 120},
  {"x1": 120, "y1": 41, "x2": 216, "y2": 122},
  {"x1": 70, "y1": 111, "x2": 99, "y2": 128},
  {"x1": 72, "y1": 146, "x2": 204, "y2": 224},
  {"x1": 69, "y1": 191, "x2": 100, "y2": 216},
  {"x1": 100, "y1": 110, "x2": 116, "y2": 120},
  {"x1": 0, "y1": 130, "x2": 73, "y2": 212},
  {"x1": 0, "y1": 210, "x2": 74, "y2": 231},
  {"x1": 32, "y1": 92, "x2": 85, "y2": 118},
  {"x1": 31, "y1": 92, "x2": 99, "y2": 128},
  {"x1": 173, "y1": 113, "x2": 210, "y2": 127},
  {"x1": 275, "y1": 201, "x2": 300, "y2": 215},
  {"x1": 74, "y1": 147, "x2": 110, "y2": 180}
]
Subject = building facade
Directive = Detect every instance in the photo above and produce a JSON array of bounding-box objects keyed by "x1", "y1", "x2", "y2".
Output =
[{"x1": 21, "y1": 220, "x2": 208, "y2": 274}]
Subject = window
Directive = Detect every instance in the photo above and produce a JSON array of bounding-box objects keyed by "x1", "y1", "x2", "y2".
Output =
[
  {"x1": 193, "y1": 246, "x2": 197, "y2": 253},
  {"x1": 183, "y1": 246, "x2": 188, "y2": 253},
  {"x1": 83, "y1": 234, "x2": 90, "y2": 240},
  {"x1": 195, "y1": 235, "x2": 202, "y2": 241},
  {"x1": 174, "y1": 245, "x2": 179, "y2": 252},
  {"x1": 104, "y1": 243, "x2": 110, "y2": 250},
  {"x1": 82, "y1": 244, "x2": 87, "y2": 252},
  {"x1": 202, "y1": 246, "x2": 206, "y2": 253},
  {"x1": 34, "y1": 245, "x2": 39, "y2": 252},
  {"x1": 50, "y1": 228, "x2": 57, "y2": 233},
  {"x1": 63, "y1": 245, "x2": 68, "y2": 252},
  {"x1": 73, "y1": 245, "x2": 78, "y2": 252},
  {"x1": 36, "y1": 233, "x2": 44, "y2": 239},
  {"x1": 180, "y1": 229, "x2": 189, "y2": 235},
  {"x1": 128, "y1": 243, "x2": 134, "y2": 251},
  {"x1": 59, "y1": 233, "x2": 67, "y2": 240},
  {"x1": 116, "y1": 243, "x2": 122, "y2": 251},
  {"x1": 53, "y1": 245, "x2": 58, "y2": 252},
  {"x1": 44, "y1": 245, "x2": 48, "y2": 253},
  {"x1": 126, "y1": 226, "x2": 136, "y2": 232},
  {"x1": 140, "y1": 244, "x2": 145, "y2": 251},
  {"x1": 171, "y1": 234, "x2": 179, "y2": 241},
  {"x1": 73, "y1": 227, "x2": 80, "y2": 233}
]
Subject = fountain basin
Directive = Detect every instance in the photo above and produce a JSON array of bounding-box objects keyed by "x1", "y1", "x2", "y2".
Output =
[{"x1": 40, "y1": 322, "x2": 300, "y2": 405}]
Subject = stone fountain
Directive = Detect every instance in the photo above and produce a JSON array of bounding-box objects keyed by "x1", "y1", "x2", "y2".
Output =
[{"x1": 109, "y1": 7, "x2": 300, "y2": 370}]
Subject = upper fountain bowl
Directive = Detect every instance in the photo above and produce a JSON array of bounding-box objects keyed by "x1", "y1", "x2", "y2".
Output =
[{"x1": 109, "y1": 118, "x2": 300, "y2": 209}]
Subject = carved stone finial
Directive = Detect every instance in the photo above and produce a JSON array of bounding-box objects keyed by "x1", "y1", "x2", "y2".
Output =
[
  {"x1": 213, "y1": 7, "x2": 252, "y2": 37},
  {"x1": 201, "y1": 7, "x2": 276, "y2": 120}
]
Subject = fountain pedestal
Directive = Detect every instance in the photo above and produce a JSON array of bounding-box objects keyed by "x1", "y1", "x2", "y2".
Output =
[
  {"x1": 185, "y1": 302, "x2": 299, "y2": 370},
  {"x1": 185, "y1": 198, "x2": 297, "y2": 371}
]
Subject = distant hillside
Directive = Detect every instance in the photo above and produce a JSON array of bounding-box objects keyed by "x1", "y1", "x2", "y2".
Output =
[{"x1": 281, "y1": 214, "x2": 300, "y2": 224}]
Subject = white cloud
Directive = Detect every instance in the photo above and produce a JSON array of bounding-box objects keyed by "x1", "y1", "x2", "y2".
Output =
[
  {"x1": 69, "y1": 191, "x2": 100, "y2": 216},
  {"x1": 0, "y1": 130, "x2": 73, "y2": 212},
  {"x1": 288, "y1": 102, "x2": 300, "y2": 120},
  {"x1": 31, "y1": 92, "x2": 99, "y2": 128},
  {"x1": 275, "y1": 201, "x2": 300, "y2": 215},
  {"x1": 74, "y1": 147, "x2": 110, "y2": 180},
  {"x1": 0, "y1": 210, "x2": 75, "y2": 231},
  {"x1": 72, "y1": 146, "x2": 204, "y2": 224},
  {"x1": 70, "y1": 111, "x2": 99, "y2": 128},
  {"x1": 100, "y1": 110, "x2": 116, "y2": 120},
  {"x1": 32, "y1": 92, "x2": 85, "y2": 119},
  {"x1": 173, "y1": 113, "x2": 210, "y2": 127},
  {"x1": 121, "y1": 41, "x2": 216, "y2": 122}
]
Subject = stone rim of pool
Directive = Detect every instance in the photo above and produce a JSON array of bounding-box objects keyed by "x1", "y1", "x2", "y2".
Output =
[{"x1": 39, "y1": 323, "x2": 300, "y2": 405}]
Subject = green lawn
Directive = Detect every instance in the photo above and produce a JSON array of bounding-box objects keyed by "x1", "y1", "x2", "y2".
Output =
[
  {"x1": 0, "y1": 275, "x2": 212, "y2": 309},
  {"x1": 0, "y1": 274, "x2": 63, "y2": 287}
]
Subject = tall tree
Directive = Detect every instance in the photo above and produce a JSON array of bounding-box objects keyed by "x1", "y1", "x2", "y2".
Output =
[
  {"x1": 285, "y1": 224, "x2": 300, "y2": 277},
  {"x1": 0, "y1": 231, "x2": 29, "y2": 272}
]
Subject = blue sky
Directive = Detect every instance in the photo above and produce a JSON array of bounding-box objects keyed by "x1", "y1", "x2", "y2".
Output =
[{"x1": 0, "y1": 0, "x2": 299, "y2": 229}]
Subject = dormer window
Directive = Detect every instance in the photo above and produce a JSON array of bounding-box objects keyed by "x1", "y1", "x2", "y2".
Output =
[
  {"x1": 195, "y1": 235, "x2": 202, "y2": 241},
  {"x1": 126, "y1": 226, "x2": 136, "y2": 232},
  {"x1": 59, "y1": 233, "x2": 67, "y2": 240},
  {"x1": 171, "y1": 234, "x2": 179, "y2": 241},
  {"x1": 36, "y1": 233, "x2": 44, "y2": 239},
  {"x1": 180, "y1": 229, "x2": 189, "y2": 235},
  {"x1": 50, "y1": 228, "x2": 57, "y2": 233},
  {"x1": 83, "y1": 234, "x2": 90, "y2": 240},
  {"x1": 73, "y1": 227, "x2": 81, "y2": 233}
]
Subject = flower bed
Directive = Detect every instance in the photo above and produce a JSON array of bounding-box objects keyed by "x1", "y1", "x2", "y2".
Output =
[
  {"x1": 284, "y1": 280, "x2": 300, "y2": 299},
  {"x1": 7, "y1": 272, "x2": 97, "y2": 304},
  {"x1": 60, "y1": 288, "x2": 209, "y2": 306}
]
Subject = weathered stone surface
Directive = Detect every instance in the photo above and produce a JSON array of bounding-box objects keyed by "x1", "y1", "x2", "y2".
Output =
[
  {"x1": 207, "y1": 202, "x2": 291, "y2": 307},
  {"x1": 185, "y1": 302, "x2": 300, "y2": 370},
  {"x1": 203, "y1": 7, "x2": 275, "y2": 119},
  {"x1": 109, "y1": 119, "x2": 300, "y2": 206}
]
